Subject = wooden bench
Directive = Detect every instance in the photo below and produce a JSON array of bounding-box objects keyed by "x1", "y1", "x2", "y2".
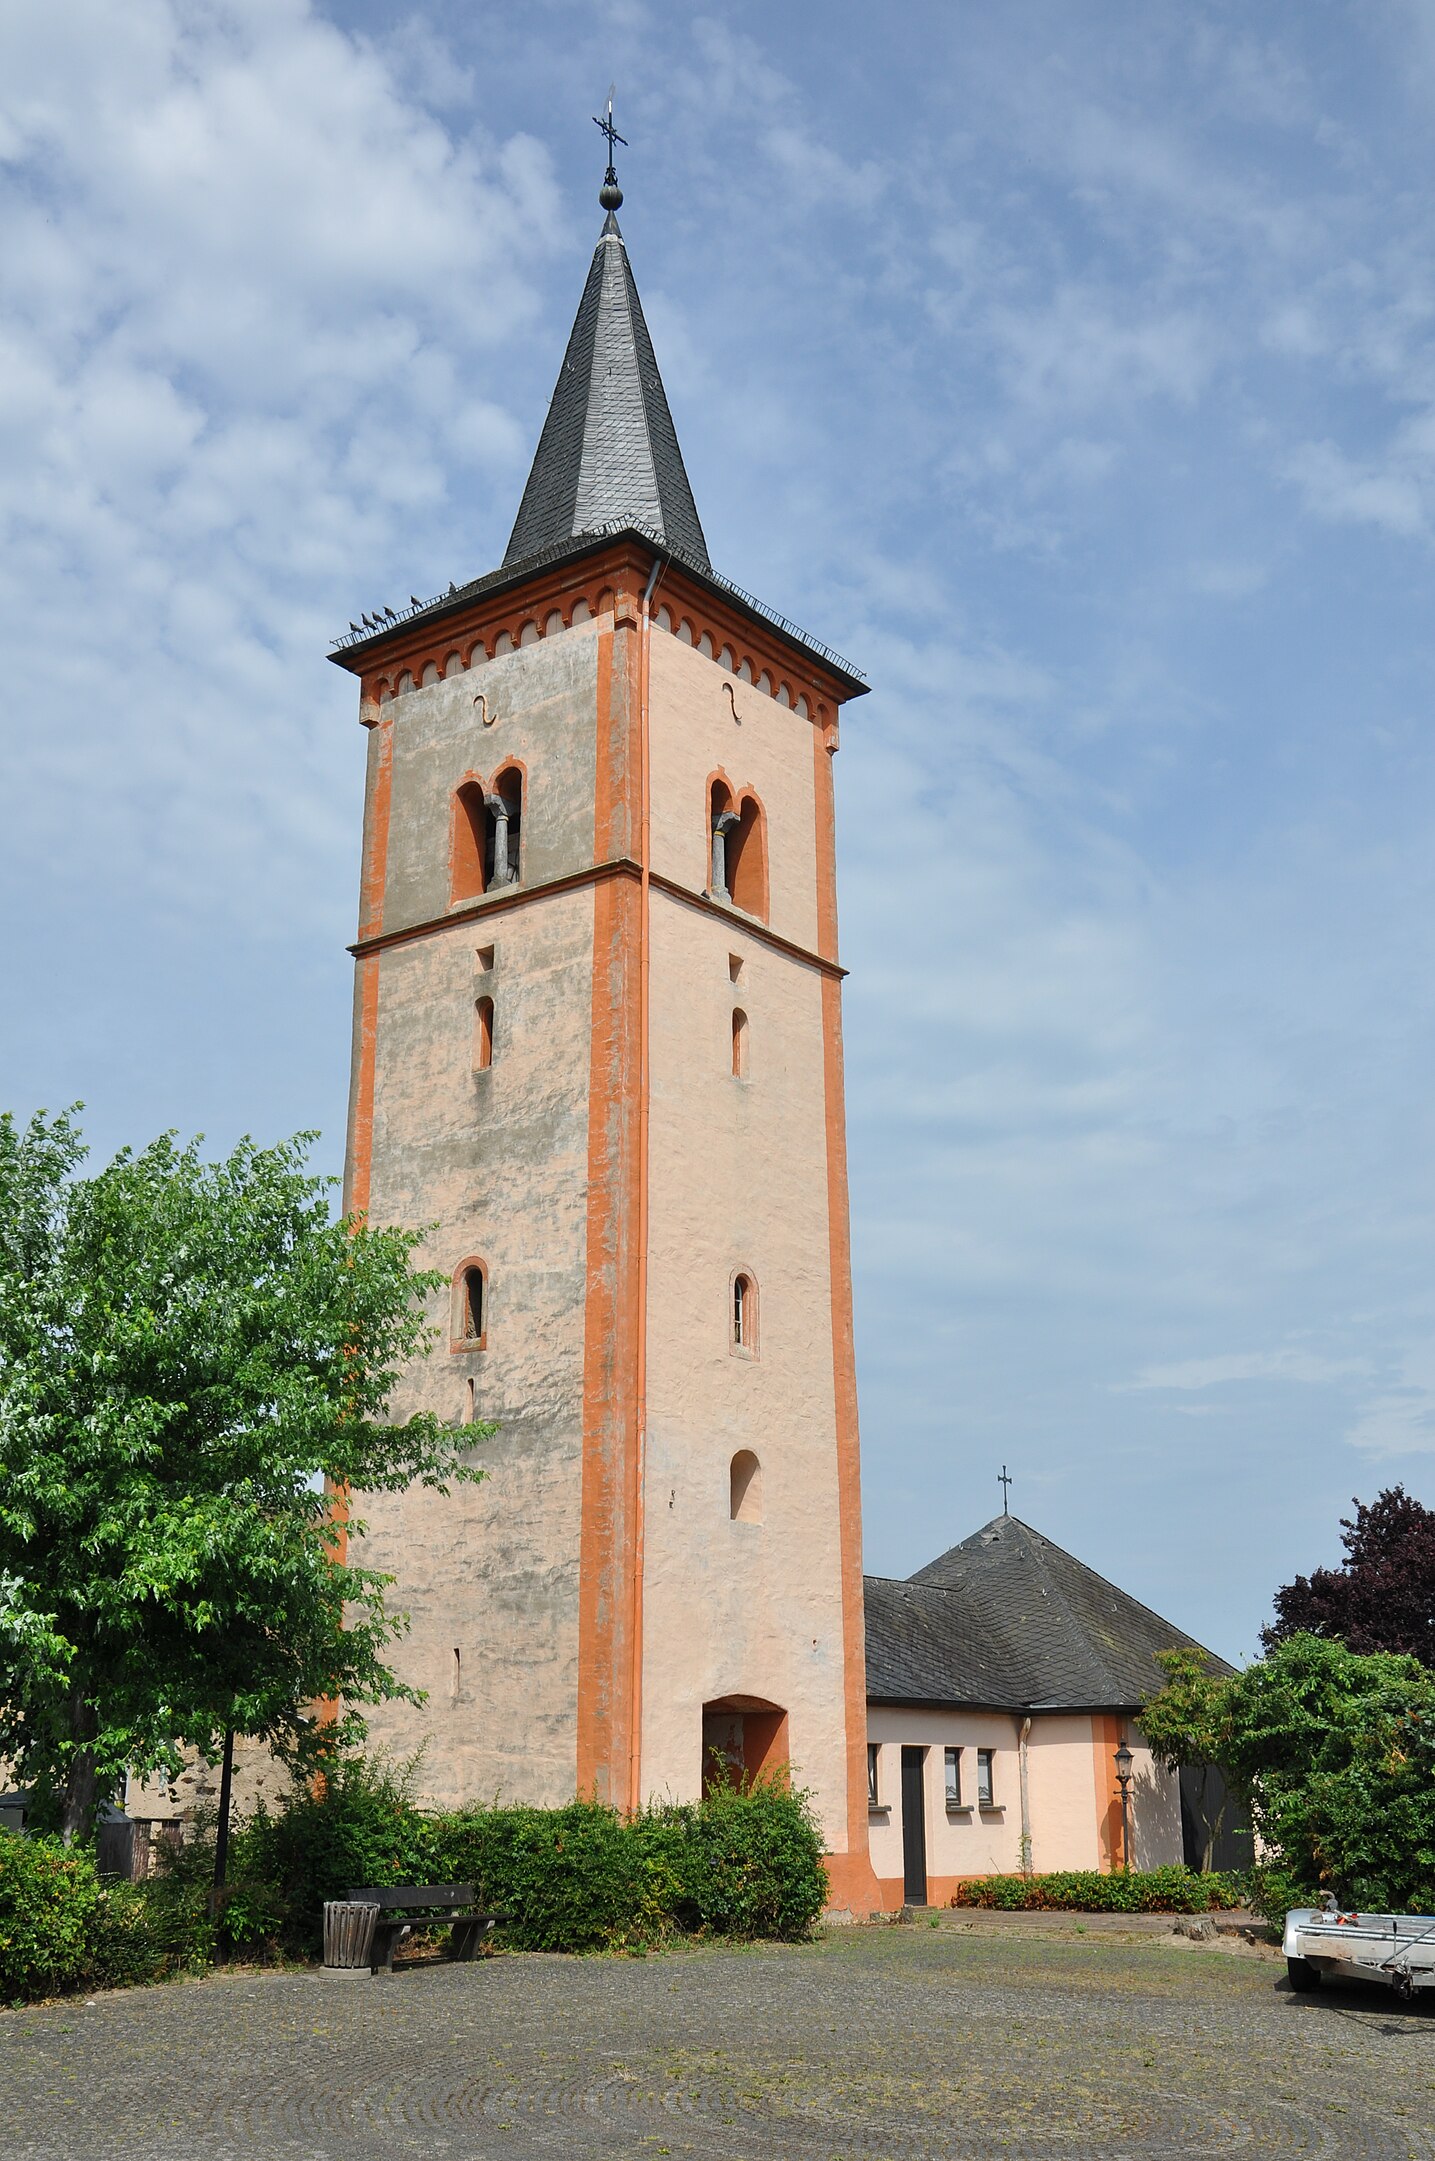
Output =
[{"x1": 347, "y1": 1884, "x2": 503, "y2": 1974}]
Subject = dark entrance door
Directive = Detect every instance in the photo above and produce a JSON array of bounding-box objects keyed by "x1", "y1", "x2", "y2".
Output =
[{"x1": 900, "y1": 1746, "x2": 928, "y2": 1905}]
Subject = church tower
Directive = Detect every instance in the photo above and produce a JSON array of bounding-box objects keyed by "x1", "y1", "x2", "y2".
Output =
[{"x1": 332, "y1": 147, "x2": 875, "y2": 1905}]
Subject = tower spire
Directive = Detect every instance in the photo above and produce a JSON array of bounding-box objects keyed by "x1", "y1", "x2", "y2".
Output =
[{"x1": 502, "y1": 107, "x2": 710, "y2": 572}]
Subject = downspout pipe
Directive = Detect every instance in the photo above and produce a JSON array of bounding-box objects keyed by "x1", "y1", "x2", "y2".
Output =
[
  {"x1": 629, "y1": 547, "x2": 666, "y2": 1814},
  {"x1": 1017, "y1": 1714, "x2": 1033, "y2": 1877}
]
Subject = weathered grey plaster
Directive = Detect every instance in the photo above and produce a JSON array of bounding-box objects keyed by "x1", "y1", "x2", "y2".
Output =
[
  {"x1": 380, "y1": 626, "x2": 601, "y2": 935},
  {"x1": 355, "y1": 884, "x2": 595, "y2": 1808}
]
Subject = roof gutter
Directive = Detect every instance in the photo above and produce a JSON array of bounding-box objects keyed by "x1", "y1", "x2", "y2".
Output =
[{"x1": 326, "y1": 524, "x2": 869, "y2": 700}]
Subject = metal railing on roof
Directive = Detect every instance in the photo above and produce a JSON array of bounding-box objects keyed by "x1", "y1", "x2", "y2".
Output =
[{"x1": 328, "y1": 522, "x2": 867, "y2": 686}]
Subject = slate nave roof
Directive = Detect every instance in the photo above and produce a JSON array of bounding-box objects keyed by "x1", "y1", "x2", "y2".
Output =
[{"x1": 865, "y1": 1513, "x2": 1233, "y2": 1714}]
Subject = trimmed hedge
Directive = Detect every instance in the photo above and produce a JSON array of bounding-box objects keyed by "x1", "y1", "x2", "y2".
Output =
[
  {"x1": 435, "y1": 1800, "x2": 675, "y2": 1953},
  {"x1": 0, "y1": 1830, "x2": 210, "y2": 2004},
  {"x1": 949, "y1": 1866, "x2": 1246, "y2": 1913},
  {"x1": 0, "y1": 1757, "x2": 832, "y2": 2001},
  {"x1": 639, "y1": 1781, "x2": 830, "y2": 1941},
  {"x1": 0, "y1": 1831, "x2": 101, "y2": 1999},
  {"x1": 230, "y1": 1752, "x2": 829, "y2": 1958}
]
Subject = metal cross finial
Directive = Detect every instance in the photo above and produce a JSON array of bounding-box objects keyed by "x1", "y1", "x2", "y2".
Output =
[
  {"x1": 594, "y1": 88, "x2": 627, "y2": 166},
  {"x1": 594, "y1": 88, "x2": 628, "y2": 214},
  {"x1": 998, "y1": 1464, "x2": 1013, "y2": 1511}
]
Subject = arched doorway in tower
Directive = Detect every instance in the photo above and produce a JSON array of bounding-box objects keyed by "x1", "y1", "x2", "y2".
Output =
[{"x1": 701, "y1": 1695, "x2": 789, "y2": 1792}]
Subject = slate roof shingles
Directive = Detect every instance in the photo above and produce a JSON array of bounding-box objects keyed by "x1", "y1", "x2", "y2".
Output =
[
  {"x1": 504, "y1": 213, "x2": 710, "y2": 572},
  {"x1": 865, "y1": 1514, "x2": 1233, "y2": 1713}
]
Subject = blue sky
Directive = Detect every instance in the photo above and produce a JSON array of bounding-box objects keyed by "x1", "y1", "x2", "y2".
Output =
[{"x1": 5, "y1": 0, "x2": 1435, "y2": 1660}]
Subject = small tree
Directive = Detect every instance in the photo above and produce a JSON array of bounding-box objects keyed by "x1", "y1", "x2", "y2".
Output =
[
  {"x1": 1140, "y1": 1647, "x2": 1241, "y2": 1871},
  {"x1": 0, "y1": 1109, "x2": 490, "y2": 1839},
  {"x1": 1223, "y1": 1633, "x2": 1435, "y2": 1912},
  {"x1": 1262, "y1": 1486, "x2": 1435, "y2": 1665}
]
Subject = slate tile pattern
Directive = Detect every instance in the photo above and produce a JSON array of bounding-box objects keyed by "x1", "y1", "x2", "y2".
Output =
[
  {"x1": 866, "y1": 1512, "x2": 1234, "y2": 1711},
  {"x1": 504, "y1": 212, "x2": 710, "y2": 573}
]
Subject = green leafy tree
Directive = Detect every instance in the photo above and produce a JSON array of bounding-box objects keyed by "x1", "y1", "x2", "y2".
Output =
[
  {"x1": 1220, "y1": 1633, "x2": 1435, "y2": 1912},
  {"x1": 0, "y1": 1108, "x2": 490, "y2": 1839},
  {"x1": 1145, "y1": 1632, "x2": 1435, "y2": 1912},
  {"x1": 1139, "y1": 1646, "x2": 1240, "y2": 1872}
]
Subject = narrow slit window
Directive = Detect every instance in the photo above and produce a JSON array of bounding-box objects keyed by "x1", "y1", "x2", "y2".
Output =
[
  {"x1": 731, "y1": 1008, "x2": 747, "y2": 1079},
  {"x1": 474, "y1": 996, "x2": 494, "y2": 1071},
  {"x1": 977, "y1": 1748, "x2": 995, "y2": 1808},
  {"x1": 732, "y1": 1273, "x2": 755, "y2": 1352},
  {"x1": 944, "y1": 1747, "x2": 962, "y2": 1806},
  {"x1": 450, "y1": 1648, "x2": 461, "y2": 1705},
  {"x1": 868, "y1": 1743, "x2": 880, "y2": 1808},
  {"x1": 460, "y1": 1266, "x2": 486, "y2": 1345},
  {"x1": 729, "y1": 1450, "x2": 761, "y2": 1522}
]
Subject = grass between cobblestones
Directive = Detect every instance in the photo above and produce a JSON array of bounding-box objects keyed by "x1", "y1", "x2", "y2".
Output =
[{"x1": 4, "y1": 1910, "x2": 1433, "y2": 2159}]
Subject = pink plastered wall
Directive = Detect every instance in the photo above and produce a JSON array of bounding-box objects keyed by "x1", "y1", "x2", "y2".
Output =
[
  {"x1": 647, "y1": 629, "x2": 820, "y2": 953},
  {"x1": 865, "y1": 1707, "x2": 1184, "y2": 1900},
  {"x1": 636, "y1": 630, "x2": 857, "y2": 1850}
]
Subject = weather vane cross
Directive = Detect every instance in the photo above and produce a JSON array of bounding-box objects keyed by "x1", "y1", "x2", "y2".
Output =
[
  {"x1": 594, "y1": 87, "x2": 627, "y2": 171},
  {"x1": 999, "y1": 1464, "x2": 1013, "y2": 1510}
]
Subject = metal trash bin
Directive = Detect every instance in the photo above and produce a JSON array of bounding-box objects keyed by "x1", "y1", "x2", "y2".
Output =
[{"x1": 323, "y1": 1899, "x2": 377, "y2": 1973}]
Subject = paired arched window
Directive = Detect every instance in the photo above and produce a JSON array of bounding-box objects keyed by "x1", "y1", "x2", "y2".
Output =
[
  {"x1": 731, "y1": 1271, "x2": 757, "y2": 1355},
  {"x1": 729, "y1": 1450, "x2": 762, "y2": 1522},
  {"x1": 710, "y1": 780, "x2": 738, "y2": 897},
  {"x1": 452, "y1": 782, "x2": 487, "y2": 902},
  {"x1": 709, "y1": 782, "x2": 768, "y2": 921},
  {"x1": 485, "y1": 768, "x2": 522, "y2": 888},
  {"x1": 450, "y1": 768, "x2": 524, "y2": 904},
  {"x1": 452, "y1": 1261, "x2": 488, "y2": 1349}
]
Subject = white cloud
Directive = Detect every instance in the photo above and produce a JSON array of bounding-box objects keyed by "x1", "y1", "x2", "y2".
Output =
[
  {"x1": 1345, "y1": 1340, "x2": 1435, "y2": 1456},
  {"x1": 1285, "y1": 438, "x2": 1429, "y2": 538},
  {"x1": 1124, "y1": 1348, "x2": 1373, "y2": 1393},
  {"x1": 7, "y1": 0, "x2": 1435, "y2": 1668},
  {"x1": 0, "y1": 0, "x2": 560, "y2": 941}
]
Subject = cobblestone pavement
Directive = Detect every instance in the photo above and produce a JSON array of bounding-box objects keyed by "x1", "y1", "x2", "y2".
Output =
[{"x1": 7, "y1": 1918, "x2": 1435, "y2": 2160}]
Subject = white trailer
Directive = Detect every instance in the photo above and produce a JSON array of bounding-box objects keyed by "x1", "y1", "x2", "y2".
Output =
[{"x1": 1284, "y1": 1904, "x2": 1435, "y2": 2000}]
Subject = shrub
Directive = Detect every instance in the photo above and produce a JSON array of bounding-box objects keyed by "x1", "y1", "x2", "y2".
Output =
[
  {"x1": 222, "y1": 1756, "x2": 830, "y2": 1955},
  {"x1": 1247, "y1": 1646, "x2": 1435, "y2": 1913},
  {"x1": 1146, "y1": 1633, "x2": 1435, "y2": 1915},
  {"x1": 642, "y1": 1778, "x2": 828, "y2": 1941},
  {"x1": 1245, "y1": 1862, "x2": 1310, "y2": 1930},
  {"x1": 949, "y1": 1867, "x2": 1246, "y2": 1914},
  {"x1": 435, "y1": 1799, "x2": 675, "y2": 1952},
  {"x1": 86, "y1": 1880, "x2": 202, "y2": 1991},
  {"x1": 431, "y1": 1779, "x2": 826, "y2": 1953},
  {"x1": 0, "y1": 1829, "x2": 102, "y2": 2001},
  {"x1": 0, "y1": 1753, "x2": 833, "y2": 1995},
  {"x1": 0, "y1": 1826, "x2": 232, "y2": 2003},
  {"x1": 227, "y1": 1750, "x2": 437, "y2": 1956}
]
